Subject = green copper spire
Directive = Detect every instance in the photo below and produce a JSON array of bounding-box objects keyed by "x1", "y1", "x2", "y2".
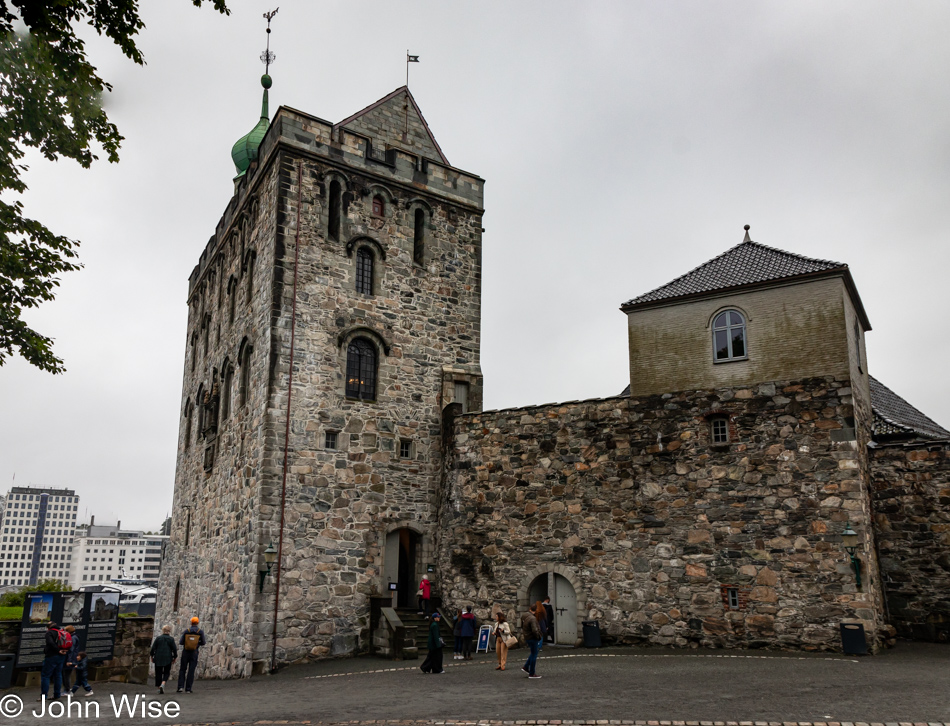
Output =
[{"x1": 231, "y1": 9, "x2": 278, "y2": 179}]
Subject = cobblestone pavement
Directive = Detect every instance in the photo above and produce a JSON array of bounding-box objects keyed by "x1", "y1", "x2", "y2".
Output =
[{"x1": 5, "y1": 643, "x2": 949, "y2": 725}]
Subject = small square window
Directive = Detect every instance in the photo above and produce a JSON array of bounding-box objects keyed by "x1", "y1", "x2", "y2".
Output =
[
  {"x1": 711, "y1": 418, "x2": 729, "y2": 444},
  {"x1": 325, "y1": 431, "x2": 338, "y2": 450},
  {"x1": 726, "y1": 587, "x2": 740, "y2": 610},
  {"x1": 399, "y1": 440, "x2": 412, "y2": 459}
]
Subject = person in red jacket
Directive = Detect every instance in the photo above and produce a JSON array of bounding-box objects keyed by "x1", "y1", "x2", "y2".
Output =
[{"x1": 417, "y1": 575, "x2": 432, "y2": 615}]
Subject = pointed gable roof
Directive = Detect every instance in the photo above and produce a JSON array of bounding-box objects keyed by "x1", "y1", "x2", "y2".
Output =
[
  {"x1": 335, "y1": 86, "x2": 449, "y2": 165},
  {"x1": 620, "y1": 236, "x2": 871, "y2": 330},
  {"x1": 869, "y1": 376, "x2": 950, "y2": 442}
]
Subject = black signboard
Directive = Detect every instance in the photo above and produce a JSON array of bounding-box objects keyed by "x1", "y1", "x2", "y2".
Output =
[{"x1": 16, "y1": 591, "x2": 120, "y2": 668}]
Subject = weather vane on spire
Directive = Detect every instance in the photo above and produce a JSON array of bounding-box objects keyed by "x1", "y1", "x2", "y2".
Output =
[{"x1": 261, "y1": 8, "x2": 278, "y2": 75}]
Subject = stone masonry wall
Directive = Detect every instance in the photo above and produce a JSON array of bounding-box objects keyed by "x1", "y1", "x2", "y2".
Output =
[
  {"x1": 254, "y1": 144, "x2": 483, "y2": 668},
  {"x1": 439, "y1": 377, "x2": 883, "y2": 652},
  {"x1": 870, "y1": 442, "x2": 950, "y2": 641},
  {"x1": 156, "y1": 151, "x2": 283, "y2": 679}
]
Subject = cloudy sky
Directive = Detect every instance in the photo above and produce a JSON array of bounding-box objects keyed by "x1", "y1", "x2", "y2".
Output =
[{"x1": 2, "y1": 1, "x2": 948, "y2": 529}]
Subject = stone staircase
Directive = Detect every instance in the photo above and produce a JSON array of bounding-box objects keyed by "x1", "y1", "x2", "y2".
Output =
[{"x1": 396, "y1": 608, "x2": 453, "y2": 657}]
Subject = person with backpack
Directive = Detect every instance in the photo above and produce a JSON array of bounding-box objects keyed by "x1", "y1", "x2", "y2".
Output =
[
  {"x1": 176, "y1": 616, "x2": 205, "y2": 693},
  {"x1": 38, "y1": 622, "x2": 70, "y2": 701},
  {"x1": 61, "y1": 625, "x2": 79, "y2": 692},
  {"x1": 150, "y1": 625, "x2": 178, "y2": 694}
]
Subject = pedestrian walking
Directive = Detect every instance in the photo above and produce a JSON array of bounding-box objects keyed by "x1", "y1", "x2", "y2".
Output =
[
  {"x1": 38, "y1": 621, "x2": 70, "y2": 701},
  {"x1": 492, "y1": 612, "x2": 513, "y2": 671},
  {"x1": 419, "y1": 612, "x2": 445, "y2": 673},
  {"x1": 452, "y1": 609, "x2": 463, "y2": 660},
  {"x1": 68, "y1": 652, "x2": 93, "y2": 697},
  {"x1": 417, "y1": 575, "x2": 432, "y2": 615},
  {"x1": 534, "y1": 600, "x2": 548, "y2": 650},
  {"x1": 520, "y1": 605, "x2": 542, "y2": 679},
  {"x1": 61, "y1": 625, "x2": 78, "y2": 692},
  {"x1": 459, "y1": 605, "x2": 477, "y2": 660},
  {"x1": 150, "y1": 625, "x2": 179, "y2": 694},
  {"x1": 542, "y1": 597, "x2": 555, "y2": 643},
  {"x1": 176, "y1": 616, "x2": 205, "y2": 693}
]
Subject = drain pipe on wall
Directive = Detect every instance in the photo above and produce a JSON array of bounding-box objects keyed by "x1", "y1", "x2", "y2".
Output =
[{"x1": 271, "y1": 162, "x2": 303, "y2": 671}]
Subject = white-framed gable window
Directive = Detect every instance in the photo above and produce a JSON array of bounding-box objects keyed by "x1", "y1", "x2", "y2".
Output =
[{"x1": 713, "y1": 310, "x2": 747, "y2": 362}]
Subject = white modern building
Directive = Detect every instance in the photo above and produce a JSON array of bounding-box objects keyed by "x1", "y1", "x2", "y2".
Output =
[
  {"x1": 0, "y1": 486, "x2": 79, "y2": 586},
  {"x1": 68, "y1": 521, "x2": 168, "y2": 588}
]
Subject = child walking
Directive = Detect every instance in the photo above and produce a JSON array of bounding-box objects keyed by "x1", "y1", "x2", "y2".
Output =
[{"x1": 69, "y1": 652, "x2": 94, "y2": 697}]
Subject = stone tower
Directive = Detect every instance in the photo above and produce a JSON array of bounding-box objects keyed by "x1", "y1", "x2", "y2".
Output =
[{"x1": 156, "y1": 76, "x2": 484, "y2": 676}]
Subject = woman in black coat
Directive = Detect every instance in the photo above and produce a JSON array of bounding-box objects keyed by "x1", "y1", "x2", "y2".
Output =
[
  {"x1": 150, "y1": 625, "x2": 179, "y2": 693},
  {"x1": 420, "y1": 612, "x2": 445, "y2": 674}
]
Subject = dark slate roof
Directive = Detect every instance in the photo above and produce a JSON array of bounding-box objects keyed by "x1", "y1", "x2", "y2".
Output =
[
  {"x1": 622, "y1": 240, "x2": 847, "y2": 308},
  {"x1": 869, "y1": 376, "x2": 950, "y2": 441}
]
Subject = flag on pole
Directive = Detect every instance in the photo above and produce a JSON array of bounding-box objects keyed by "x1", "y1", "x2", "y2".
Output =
[{"x1": 407, "y1": 54, "x2": 420, "y2": 62}]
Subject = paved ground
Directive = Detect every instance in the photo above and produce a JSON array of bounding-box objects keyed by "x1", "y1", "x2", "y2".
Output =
[{"x1": 4, "y1": 643, "x2": 950, "y2": 725}]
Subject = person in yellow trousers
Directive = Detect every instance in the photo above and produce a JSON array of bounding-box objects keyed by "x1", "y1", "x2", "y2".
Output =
[{"x1": 492, "y1": 612, "x2": 513, "y2": 671}]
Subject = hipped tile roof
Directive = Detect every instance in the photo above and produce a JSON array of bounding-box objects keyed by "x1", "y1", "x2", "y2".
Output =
[{"x1": 622, "y1": 240, "x2": 846, "y2": 308}]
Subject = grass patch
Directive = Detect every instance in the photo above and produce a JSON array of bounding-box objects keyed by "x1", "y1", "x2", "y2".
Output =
[{"x1": 0, "y1": 606, "x2": 23, "y2": 621}]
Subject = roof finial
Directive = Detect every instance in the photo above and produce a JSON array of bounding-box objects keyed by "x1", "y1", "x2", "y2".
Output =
[
  {"x1": 230, "y1": 8, "x2": 279, "y2": 180},
  {"x1": 742, "y1": 224, "x2": 751, "y2": 243}
]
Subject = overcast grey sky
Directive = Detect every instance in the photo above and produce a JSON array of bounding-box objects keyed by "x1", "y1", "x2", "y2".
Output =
[{"x1": 2, "y1": 1, "x2": 948, "y2": 530}]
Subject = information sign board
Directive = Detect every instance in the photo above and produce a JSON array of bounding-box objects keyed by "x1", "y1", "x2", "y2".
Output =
[{"x1": 16, "y1": 591, "x2": 120, "y2": 668}]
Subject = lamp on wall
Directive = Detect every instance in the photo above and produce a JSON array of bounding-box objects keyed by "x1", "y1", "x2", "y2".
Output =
[
  {"x1": 841, "y1": 523, "x2": 862, "y2": 589},
  {"x1": 258, "y1": 542, "x2": 278, "y2": 593}
]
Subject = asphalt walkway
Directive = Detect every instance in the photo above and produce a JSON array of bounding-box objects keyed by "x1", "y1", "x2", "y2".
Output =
[{"x1": 4, "y1": 643, "x2": 949, "y2": 725}]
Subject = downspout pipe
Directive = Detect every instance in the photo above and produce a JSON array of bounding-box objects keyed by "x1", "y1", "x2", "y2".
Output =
[{"x1": 271, "y1": 161, "x2": 303, "y2": 671}]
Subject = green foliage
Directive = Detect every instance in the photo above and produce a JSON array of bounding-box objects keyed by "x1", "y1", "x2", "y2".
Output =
[
  {"x1": 0, "y1": 605, "x2": 21, "y2": 620},
  {"x1": 0, "y1": 0, "x2": 229, "y2": 373},
  {"x1": 0, "y1": 578, "x2": 68, "y2": 608}
]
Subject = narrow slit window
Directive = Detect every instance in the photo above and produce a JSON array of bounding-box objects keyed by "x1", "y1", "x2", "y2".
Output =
[
  {"x1": 372, "y1": 195, "x2": 385, "y2": 217},
  {"x1": 355, "y1": 248, "x2": 374, "y2": 296},
  {"x1": 245, "y1": 253, "x2": 256, "y2": 305},
  {"x1": 328, "y1": 180, "x2": 341, "y2": 241},
  {"x1": 413, "y1": 208, "x2": 425, "y2": 265},
  {"x1": 454, "y1": 381, "x2": 470, "y2": 413},
  {"x1": 713, "y1": 310, "x2": 746, "y2": 362}
]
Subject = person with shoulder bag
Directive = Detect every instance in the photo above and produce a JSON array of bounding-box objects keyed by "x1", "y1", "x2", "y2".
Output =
[{"x1": 492, "y1": 612, "x2": 515, "y2": 671}]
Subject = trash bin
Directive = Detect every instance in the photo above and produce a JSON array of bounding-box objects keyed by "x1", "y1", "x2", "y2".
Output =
[
  {"x1": 0, "y1": 653, "x2": 13, "y2": 689},
  {"x1": 839, "y1": 622, "x2": 867, "y2": 655},
  {"x1": 582, "y1": 620, "x2": 602, "y2": 648}
]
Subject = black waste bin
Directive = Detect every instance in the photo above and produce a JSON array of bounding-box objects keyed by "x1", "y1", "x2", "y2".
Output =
[
  {"x1": 0, "y1": 653, "x2": 13, "y2": 689},
  {"x1": 840, "y1": 622, "x2": 867, "y2": 655},
  {"x1": 582, "y1": 620, "x2": 602, "y2": 648}
]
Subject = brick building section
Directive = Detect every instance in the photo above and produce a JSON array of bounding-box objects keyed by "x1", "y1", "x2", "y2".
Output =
[{"x1": 439, "y1": 378, "x2": 884, "y2": 651}]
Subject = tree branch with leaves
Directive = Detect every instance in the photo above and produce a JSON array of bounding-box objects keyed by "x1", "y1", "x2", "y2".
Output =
[{"x1": 0, "y1": 0, "x2": 228, "y2": 373}]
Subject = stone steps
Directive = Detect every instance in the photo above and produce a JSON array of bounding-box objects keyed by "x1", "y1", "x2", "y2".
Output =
[{"x1": 395, "y1": 608, "x2": 452, "y2": 655}]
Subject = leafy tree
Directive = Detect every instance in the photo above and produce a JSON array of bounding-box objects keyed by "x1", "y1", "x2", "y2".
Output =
[
  {"x1": 0, "y1": 0, "x2": 229, "y2": 373},
  {"x1": 0, "y1": 578, "x2": 68, "y2": 608}
]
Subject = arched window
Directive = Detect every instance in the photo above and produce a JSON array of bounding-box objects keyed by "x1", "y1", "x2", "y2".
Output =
[
  {"x1": 228, "y1": 277, "x2": 236, "y2": 324},
  {"x1": 345, "y1": 338, "x2": 377, "y2": 400},
  {"x1": 239, "y1": 344, "x2": 252, "y2": 407},
  {"x1": 221, "y1": 364, "x2": 233, "y2": 420},
  {"x1": 355, "y1": 247, "x2": 374, "y2": 296},
  {"x1": 245, "y1": 252, "x2": 256, "y2": 305},
  {"x1": 413, "y1": 208, "x2": 425, "y2": 265},
  {"x1": 190, "y1": 333, "x2": 198, "y2": 373},
  {"x1": 183, "y1": 402, "x2": 193, "y2": 449},
  {"x1": 328, "y1": 180, "x2": 341, "y2": 241},
  {"x1": 713, "y1": 310, "x2": 746, "y2": 362},
  {"x1": 372, "y1": 195, "x2": 384, "y2": 216}
]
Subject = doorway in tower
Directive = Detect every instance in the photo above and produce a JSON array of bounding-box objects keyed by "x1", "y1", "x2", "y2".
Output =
[
  {"x1": 526, "y1": 572, "x2": 578, "y2": 645},
  {"x1": 384, "y1": 528, "x2": 421, "y2": 608}
]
